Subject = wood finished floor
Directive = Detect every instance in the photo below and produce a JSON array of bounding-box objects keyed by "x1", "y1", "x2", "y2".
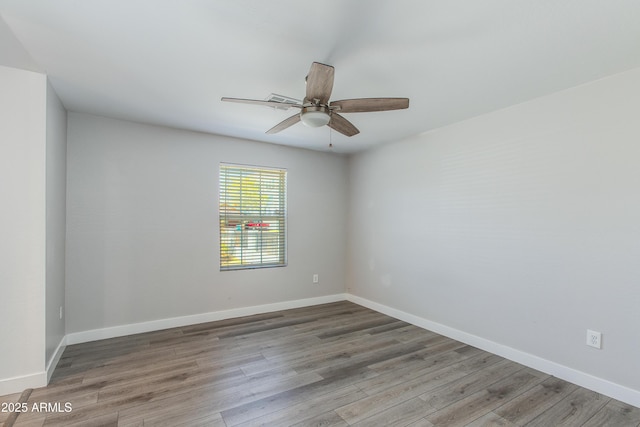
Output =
[{"x1": 2, "y1": 301, "x2": 639, "y2": 427}]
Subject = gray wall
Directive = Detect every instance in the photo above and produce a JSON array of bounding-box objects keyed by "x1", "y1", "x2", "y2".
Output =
[
  {"x1": 45, "y1": 80, "x2": 67, "y2": 366},
  {"x1": 347, "y1": 67, "x2": 640, "y2": 392},
  {"x1": 65, "y1": 113, "x2": 349, "y2": 334}
]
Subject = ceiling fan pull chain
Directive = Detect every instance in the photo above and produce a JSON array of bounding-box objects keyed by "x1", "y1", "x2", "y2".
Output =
[{"x1": 329, "y1": 127, "x2": 333, "y2": 149}]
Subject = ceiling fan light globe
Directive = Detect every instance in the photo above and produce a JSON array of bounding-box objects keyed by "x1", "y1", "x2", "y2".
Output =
[{"x1": 300, "y1": 110, "x2": 330, "y2": 127}]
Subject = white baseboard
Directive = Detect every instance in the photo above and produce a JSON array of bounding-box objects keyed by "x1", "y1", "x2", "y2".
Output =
[
  {"x1": 346, "y1": 294, "x2": 640, "y2": 408},
  {"x1": 66, "y1": 293, "x2": 347, "y2": 345},
  {"x1": 46, "y1": 336, "x2": 67, "y2": 383},
  {"x1": 0, "y1": 372, "x2": 47, "y2": 397},
  {"x1": 0, "y1": 337, "x2": 66, "y2": 395}
]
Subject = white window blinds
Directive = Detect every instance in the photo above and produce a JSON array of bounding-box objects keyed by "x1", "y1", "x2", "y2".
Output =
[{"x1": 219, "y1": 164, "x2": 287, "y2": 270}]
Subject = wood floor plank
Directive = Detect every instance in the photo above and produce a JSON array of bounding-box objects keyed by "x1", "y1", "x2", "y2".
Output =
[
  {"x1": 233, "y1": 384, "x2": 366, "y2": 427},
  {"x1": 418, "y1": 358, "x2": 527, "y2": 411},
  {"x1": 11, "y1": 417, "x2": 46, "y2": 427},
  {"x1": 392, "y1": 326, "x2": 441, "y2": 344},
  {"x1": 220, "y1": 367, "x2": 379, "y2": 426},
  {"x1": 177, "y1": 413, "x2": 227, "y2": 427},
  {"x1": 217, "y1": 318, "x2": 318, "y2": 338},
  {"x1": 1, "y1": 301, "x2": 637, "y2": 427},
  {"x1": 581, "y1": 398, "x2": 640, "y2": 427},
  {"x1": 313, "y1": 340, "x2": 429, "y2": 381},
  {"x1": 289, "y1": 410, "x2": 349, "y2": 427},
  {"x1": 425, "y1": 368, "x2": 547, "y2": 426},
  {"x1": 494, "y1": 376, "x2": 579, "y2": 425},
  {"x1": 316, "y1": 316, "x2": 401, "y2": 339},
  {"x1": 406, "y1": 418, "x2": 435, "y2": 427},
  {"x1": 465, "y1": 411, "x2": 517, "y2": 426},
  {"x1": 81, "y1": 359, "x2": 204, "y2": 387},
  {"x1": 366, "y1": 337, "x2": 466, "y2": 373},
  {"x1": 64, "y1": 411, "x2": 119, "y2": 427},
  {"x1": 354, "y1": 345, "x2": 493, "y2": 397},
  {"x1": 133, "y1": 406, "x2": 226, "y2": 427},
  {"x1": 240, "y1": 333, "x2": 401, "y2": 377},
  {"x1": 334, "y1": 352, "x2": 504, "y2": 424},
  {"x1": 351, "y1": 397, "x2": 433, "y2": 427},
  {"x1": 525, "y1": 387, "x2": 610, "y2": 427},
  {"x1": 112, "y1": 371, "x2": 324, "y2": 426}
]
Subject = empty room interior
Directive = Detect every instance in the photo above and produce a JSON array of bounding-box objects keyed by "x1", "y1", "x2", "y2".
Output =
[{"x1": 2, "y1": 1, "x2": 640, "y2": 426}]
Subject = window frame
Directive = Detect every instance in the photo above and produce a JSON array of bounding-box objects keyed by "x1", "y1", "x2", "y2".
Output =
[{"x1": 219, "y1": 163, "x2": 288, "y2": 271}]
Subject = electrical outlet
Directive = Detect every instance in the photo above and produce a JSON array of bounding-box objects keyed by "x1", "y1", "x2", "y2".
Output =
[
  {"x1": 586, "y1": 329, "x2": 601, "y2": 349},
  {"x1": 313, "y1": 274, "x2": 319, "y2": 284},
  {"x1": 59, "y1": 306, "x2": 63, "y2": 320}
]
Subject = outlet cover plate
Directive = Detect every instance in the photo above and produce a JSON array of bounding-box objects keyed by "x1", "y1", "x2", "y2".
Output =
[{"x1": 586, "y1": 329, "x2": 602, "y2": 349}]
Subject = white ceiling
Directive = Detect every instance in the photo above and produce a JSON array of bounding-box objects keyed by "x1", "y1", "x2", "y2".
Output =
[{"x1": 2, "y1": 1, "x2": 640, "y2": 154}]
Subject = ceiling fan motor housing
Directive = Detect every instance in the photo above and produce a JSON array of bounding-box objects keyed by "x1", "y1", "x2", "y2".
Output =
[{"x1": 300, "y1": 105, "x2": 331, "y2": 127}]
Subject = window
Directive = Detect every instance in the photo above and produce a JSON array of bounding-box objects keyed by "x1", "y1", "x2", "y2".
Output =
[{"x1": 219, "y1": 163, "x2": 287, "y2": 270}]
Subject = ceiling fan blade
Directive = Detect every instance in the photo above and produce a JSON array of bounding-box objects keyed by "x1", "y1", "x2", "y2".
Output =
[
  {"x1": 221, "y1": 97, "x2": 302, "y2": 110},
  {"x1": 331, "y1": 98, "x2": 409, "y2": 113},
  {"x1": 305, "y1": 62, "x2": 334, "y2": 105},
  {"x1": 328, "y1": 113, "x2": 360, "y2": 137},
  {"x1": 266, "y1": 113, "x2": 301, "y2": 134}
]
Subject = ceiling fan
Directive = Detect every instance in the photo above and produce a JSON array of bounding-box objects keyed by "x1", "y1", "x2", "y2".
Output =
[{"x1": 221, "y1": 62, "x2": 409, "y2": 137}]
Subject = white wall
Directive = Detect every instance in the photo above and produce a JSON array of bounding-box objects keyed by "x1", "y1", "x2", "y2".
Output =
[
  {"x1": 0, "y1": 65, "x2": 47, "y2": 393},
  {"x1": 45, "y1": 80, "x2": 67, "y2": 368},
  {"x1": 66, "y1": 113, "x2": 348, "y2": 334},
  {"x1": 348, "y1": 67, "x2": 640, "y2": 399}
]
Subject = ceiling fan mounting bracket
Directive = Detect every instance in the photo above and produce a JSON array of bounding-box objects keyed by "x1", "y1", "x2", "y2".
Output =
[{"x1": 303, "y1": 97, "x2": 323, "y2": 107}]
